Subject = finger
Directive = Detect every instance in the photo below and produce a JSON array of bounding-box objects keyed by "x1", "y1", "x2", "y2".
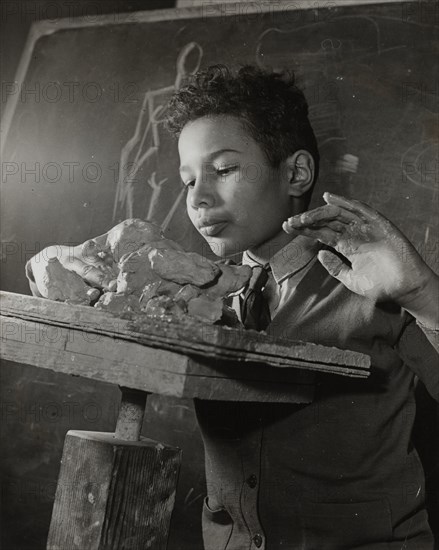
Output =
[
  {"x1": 285, "y1": 206, "x2": 359, "y2": 230},
  {"x1": 283, "y1": 216, "x2": 352, "y2": 235},
  {"x1": 323, "y1": 192, "x2": 381, "y2": 222},
  {"x1": 318, "y1": 249, "x2": 351, "y2": 282},
  {"x1": 291, "y1": 219, "x2": 348, "y2": 233},
  {"x1": 301, "y1": 204, "x2": 342, "y2": 221},
  {"x1": 318, "y1": 250, "x2": 377, "y2": 296},
  {"x1": 283, "y1": 224, "x2": 341, "y2": 247},
  {"x1": 87, "y1": 287, "x2": 101, "y2": 301},
  {"x1": 326, "y1": 220, "x2": 347, "y2": 233},
  {"x1": 78, "y1": 241, "x2": 116, "y2": 271},
  {"x1": 80, "y1": 240, "x2": 112, "y2": 264},
  {"x1": 66, "y1": 258, "x2": 117, "y2": 290},
  {"x1": 299, "y1": 205, "x2": 355, "y2": 225}
]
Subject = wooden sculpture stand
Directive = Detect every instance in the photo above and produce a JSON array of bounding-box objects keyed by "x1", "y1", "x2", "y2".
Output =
[
  {"x1": 0, "y1": 292, "x2": 370, "y2": 549},
  {"x1": 47, "y1": 388, "x2": 181, "y2": 550}
]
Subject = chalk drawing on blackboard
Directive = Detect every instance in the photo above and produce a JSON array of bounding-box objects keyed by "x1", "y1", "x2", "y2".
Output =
[
  {"x1": 146, "y1": 172, "x2": 168, "y2": 221},
  {"x1": 255, "y1": 16, "x2": 382, "y2": 71},
  {"x1": 321, "y1": 38, "x2": 342, "y2": 52},
  {"x1": 424, "y1": 225, "x2": 430, "y2": 247},
  {"x1": 112, "y1": 42, "x2": 203, "y2": 226},
  {"x1": 401, "y1": 140, "x2": 438, "y2": 190},
  {"x1": 254, "y1": 24, "x2": 348, "y2": 144}
]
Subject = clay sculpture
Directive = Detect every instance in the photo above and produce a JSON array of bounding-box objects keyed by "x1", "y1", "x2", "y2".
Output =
[{"x1": 83, "y1": 219, "x2": 253, "y2": 325}]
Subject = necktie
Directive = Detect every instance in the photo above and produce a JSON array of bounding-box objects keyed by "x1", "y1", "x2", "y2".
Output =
[{"x1": 241, "y1": 264, "x2": 271, "y2": 331}]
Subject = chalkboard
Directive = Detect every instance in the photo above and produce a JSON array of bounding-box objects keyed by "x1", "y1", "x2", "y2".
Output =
[
  {"x1": 1, "y1": 1, "x2": 438, "y2": 295},
  {"x1": 1, "y1": 3, "x2": 438, "y2": 548}
]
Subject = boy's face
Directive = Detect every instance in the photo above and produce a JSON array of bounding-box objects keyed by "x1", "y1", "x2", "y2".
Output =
[{"x1": 178, "y1": 115, "x2": 292, "y2": 258}]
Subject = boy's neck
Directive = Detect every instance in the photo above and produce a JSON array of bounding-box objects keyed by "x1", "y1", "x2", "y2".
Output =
[{"x1": 246, "y1": 228, "x2": 298, "y2": 265}]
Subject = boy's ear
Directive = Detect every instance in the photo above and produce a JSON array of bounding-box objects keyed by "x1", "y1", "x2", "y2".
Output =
[{"x1": 284, "y1": 150, "x2": 315, "y2": 197}]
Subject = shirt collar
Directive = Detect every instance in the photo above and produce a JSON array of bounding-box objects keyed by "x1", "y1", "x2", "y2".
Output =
[{"x1": 242, "y1": 234, "x2": 321, "y2": 285}]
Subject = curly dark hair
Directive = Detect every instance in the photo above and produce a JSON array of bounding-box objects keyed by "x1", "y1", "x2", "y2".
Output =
[{"x1": 164, "y1": 64, "x2": 319, "y2": 204}]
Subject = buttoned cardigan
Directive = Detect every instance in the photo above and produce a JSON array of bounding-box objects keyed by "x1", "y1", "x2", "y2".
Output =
[{"x1": 195, "y1": 237, "x2": 439, "y2": 550}]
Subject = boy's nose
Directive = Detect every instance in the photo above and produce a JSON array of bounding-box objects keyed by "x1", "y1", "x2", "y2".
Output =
[{"x1": 189, "y1": 176, "x2": 216, "y2": 209}]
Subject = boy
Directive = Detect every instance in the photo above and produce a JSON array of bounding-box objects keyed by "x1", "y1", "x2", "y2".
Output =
[{"x1": 28, "y1": 65, "x2": 439, "y2": 549}]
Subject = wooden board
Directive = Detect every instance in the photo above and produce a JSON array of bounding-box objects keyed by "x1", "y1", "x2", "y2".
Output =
[{"x1": 1, "y1": 292, "x2": 370, "y2": 378}]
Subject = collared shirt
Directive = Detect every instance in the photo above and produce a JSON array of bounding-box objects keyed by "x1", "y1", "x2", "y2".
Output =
[
  {"x1": 240, "y1": 234, "x2": 321, "y2": 319},
  {"x1": 195, "y1": 237, "x2": 439, "y2": 550}
]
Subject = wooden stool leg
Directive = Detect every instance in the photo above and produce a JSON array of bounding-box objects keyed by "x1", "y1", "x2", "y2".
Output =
[
  {"x1": 115, "y1": 387, "x2": 149, "y2": 441},
  {"x1": 47, "y1": 388, "x2": 181, "y2": 550}
]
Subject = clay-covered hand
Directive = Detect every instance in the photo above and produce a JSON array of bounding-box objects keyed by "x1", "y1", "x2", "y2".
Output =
[
  {"x1": 28, "y1": 239, "x2": 118, "y2": 304},
  {"x1": 283, "y1": 193, "x2": 438, "y2": 314},
  {"x1": 27, "y1": 218, "x2": 165, "y2": 303}
]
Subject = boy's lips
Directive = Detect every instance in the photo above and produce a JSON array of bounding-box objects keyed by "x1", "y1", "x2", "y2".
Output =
[{"x1": 198, "y1": 220, "x2": 229, "y2": 237}]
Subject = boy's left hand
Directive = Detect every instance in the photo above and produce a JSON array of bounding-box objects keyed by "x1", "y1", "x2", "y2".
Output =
[{"x1": 283, "y1": 193, "x2": 438, "y2": 320}]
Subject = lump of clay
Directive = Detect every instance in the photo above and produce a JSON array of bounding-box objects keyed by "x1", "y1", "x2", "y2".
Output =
[
  {"x1": 187, "y1": 295, "x2": 224, "y2": 324},
  {"x1": 105, "y1": 219, "x2": 164, "y2": 262},
  {"x1": 34, "y1": 258, "x2": 100, "y2": 305},
  {"x1": 139, "y1": 281, "x2": 162, "y2": 303},
  {"x1": 117, "y1": 246, "x2": 161, "y2": 295},
  {"x1": 37, "y1": 217, "x2": 251, "y2": 328},
  {"x1": 141, "y1": 295, "x2": 186, "y2": 319},
  {"x1": 140, "y1": 280, "x2": 183, "y2": 304},
  {"x1": 152, "y1": 280, "x2": 183, "y2": 297},
  {"x1": 174, "y1": 285, "x2": 201, "y2": 304},
  {"x1": 146, "y1": 238, "x2": 184, "y2": 252},
  {"x1": 95, "y1": 292, "x2": 141, "y2": 314},
  {"x1": 148, "y1": 248, "x2": 220, "y2": 286},
  {"x1": 203, "y1": 264, "x2": 252, "y2": 299},
  {"x1": 42, "y1": 217, "x2": 251, "y2": 327}
]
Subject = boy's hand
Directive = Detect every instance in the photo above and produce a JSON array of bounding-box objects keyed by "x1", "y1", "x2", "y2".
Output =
[
  {"x1": 283, "y1": 193, "x2": 438, "y2": 321},
  {"x1": 29, "y1": 237, "x2": 118, "y2": 300},
  {"x1": 27, "y1": 219, "x2": 164, "y2": 302}
]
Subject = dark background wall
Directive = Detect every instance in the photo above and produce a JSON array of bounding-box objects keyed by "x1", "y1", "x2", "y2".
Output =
[
  {"x1": 1, "y1": 1, "x2": 438, "y2": 549},
  {"x1": 0, "y1": 4, "x2": 207, "y2": 550}
]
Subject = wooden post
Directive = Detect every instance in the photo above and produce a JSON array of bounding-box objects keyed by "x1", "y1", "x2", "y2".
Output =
[
  {"x1": 46, "y1": 388, "x2": 182, "y2": 550},
  {"x1": 115, "y1": 387, "x2": 148, "y2": 441}
]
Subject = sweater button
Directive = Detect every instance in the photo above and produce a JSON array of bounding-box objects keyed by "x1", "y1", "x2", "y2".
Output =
[
  {"x1": 253, "y1": 534, "x2": 263, "y2": 547},
  {"x1": 246, "y1": 474, "x2": 257, "y2": 488}
]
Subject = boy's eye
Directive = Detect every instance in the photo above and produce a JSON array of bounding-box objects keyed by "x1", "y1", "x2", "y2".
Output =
[
  {"x1": 216, "y1": 165, "x2": 238, "y2": 177},
  {"x1": 181, "y1": 178, "x2": 195, "y2": 189},
  {"x1": 180, "y1": 165, "x2": 238, "y2": 188}
]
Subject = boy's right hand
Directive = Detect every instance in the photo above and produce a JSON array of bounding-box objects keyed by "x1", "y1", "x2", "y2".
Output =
[
  {"x1": 27, "y1": 236, "x2": 118, "y2": 301},
  {"x1": 26, "y1": 218, "x2": 165, "y2": 302},
  {"x1": 282, "y1": 193, "x2": 438, "y2": 329}
]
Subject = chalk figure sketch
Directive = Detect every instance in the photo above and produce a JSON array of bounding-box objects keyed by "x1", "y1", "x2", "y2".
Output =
[{"x1": 113, "y1": 42, "x2": 203, "y2": 230}]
